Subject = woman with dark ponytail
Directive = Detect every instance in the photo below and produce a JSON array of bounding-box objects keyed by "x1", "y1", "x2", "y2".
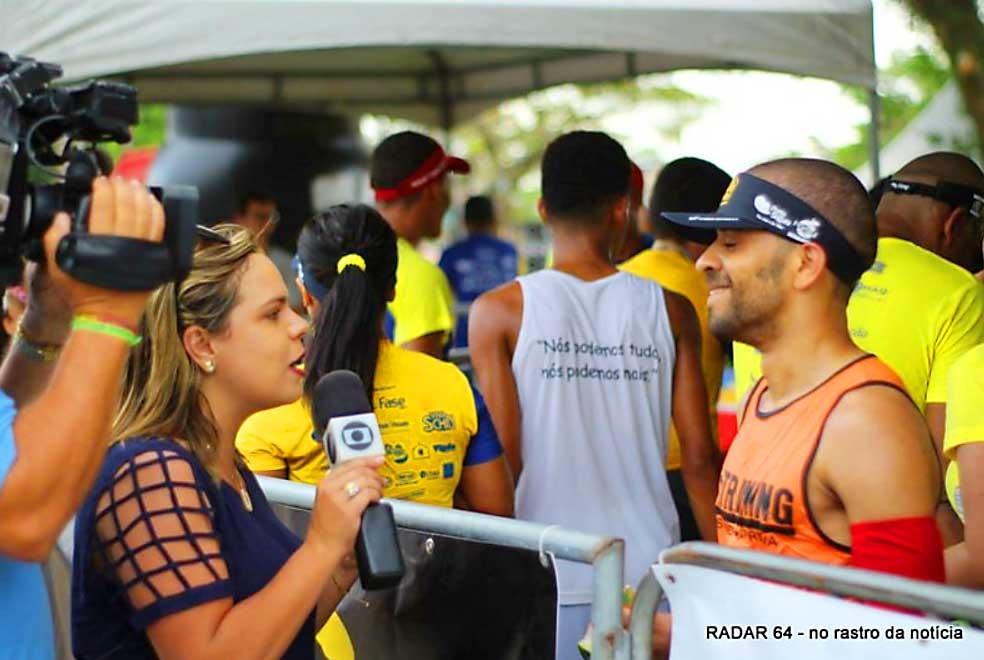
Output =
[{"x1": 237, "y1": 204, "x2": 514, "y2": 516}]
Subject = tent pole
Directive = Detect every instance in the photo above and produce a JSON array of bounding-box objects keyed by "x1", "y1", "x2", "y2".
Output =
[
  {"x1": 428, "y1": 50, "x2": 454, "y2": 135},
  {"x1": 868, "y1": 88, "x2": 881, "y2": 182}
]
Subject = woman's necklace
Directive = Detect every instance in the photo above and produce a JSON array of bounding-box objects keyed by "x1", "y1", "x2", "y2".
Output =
[{"x1": 224, "y1": 468, "x2": 253, "y2": 512}]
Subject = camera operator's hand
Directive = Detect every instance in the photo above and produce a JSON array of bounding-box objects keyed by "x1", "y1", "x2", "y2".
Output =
[{"x1": 42, "y1": 176, "x2": 165, "y2": 325}]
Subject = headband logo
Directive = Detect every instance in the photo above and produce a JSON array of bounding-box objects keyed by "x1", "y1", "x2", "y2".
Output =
[
  {"x1": 753, "y1": 194, "x2": 793, "y2": 229},
  {"x1": 794, "y1": 218, "x2": 821, "y2": 241}
]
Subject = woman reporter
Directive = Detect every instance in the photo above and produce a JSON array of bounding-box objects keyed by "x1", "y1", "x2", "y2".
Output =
[
  {"x1": 71, "y1": 225, "x2": 383, "y2": 660},
  {"x1": 237, "y1": 204, "x2": 513, "y2": 516}
]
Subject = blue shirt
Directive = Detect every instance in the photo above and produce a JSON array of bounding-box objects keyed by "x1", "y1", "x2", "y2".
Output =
[
  {"x1": 439, "y1": 234, "x2": 518, "y2": 348},
  {"x1": 72, "y1": 438, "x2": 314, "y2": 660},
  {"x1": 0, "y1": 389, "x2": 56, "y2": 660}
]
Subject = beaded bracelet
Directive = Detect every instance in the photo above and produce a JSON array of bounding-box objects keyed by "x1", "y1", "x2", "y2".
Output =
[
  {"x1": 13, "y1": 325, "x2": 63, "y2": 362},
  {"x1": 72, "y1": 315, "x2": 142, "y2": 347}
]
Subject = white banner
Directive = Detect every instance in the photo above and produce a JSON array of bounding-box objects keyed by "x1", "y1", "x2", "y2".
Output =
[{"x1": 652, "y1": 564, "x2": 984, "y2": 660}]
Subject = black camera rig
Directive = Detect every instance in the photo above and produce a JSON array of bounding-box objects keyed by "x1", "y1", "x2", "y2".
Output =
[{"x1": 0, "y1": 52, "x2": 197, "y2": 290}]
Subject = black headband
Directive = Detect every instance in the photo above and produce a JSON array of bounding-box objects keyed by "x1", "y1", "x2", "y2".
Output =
[
  {"x1": 887, "y1": 178, "x2": 984, "y2": 220},
  {"x1": 661, "y1": 173, "x2": 871, "y2": 284}
]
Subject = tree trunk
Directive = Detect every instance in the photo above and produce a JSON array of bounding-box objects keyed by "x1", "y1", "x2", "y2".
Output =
[{"x1": 903, "y1": 0, "x2": 984, "y2": 156}]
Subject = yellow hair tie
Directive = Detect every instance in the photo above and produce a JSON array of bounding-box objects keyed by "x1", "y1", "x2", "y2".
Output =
[{"x1": 336, "y1": 254, "x2": 366, "y2": 274}]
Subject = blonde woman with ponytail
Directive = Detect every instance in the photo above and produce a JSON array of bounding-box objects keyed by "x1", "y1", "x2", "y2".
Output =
[{"x1": 71, "y1": 225, "x2": 383, "y2": 660}]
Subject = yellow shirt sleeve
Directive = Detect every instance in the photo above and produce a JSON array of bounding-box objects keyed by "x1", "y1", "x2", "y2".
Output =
[
  {"x1": 927, "y1": 283, "x2": 984, "y2": 404},
  {"x1": 389, "y1": 240, "x2": 456, "y2": 346},
  {"x1": 236, "y1": 411, "x2": 289, "y2": 474},
  {"x1": 943, "y1": 343, "x2": 984, "y2": 460}
]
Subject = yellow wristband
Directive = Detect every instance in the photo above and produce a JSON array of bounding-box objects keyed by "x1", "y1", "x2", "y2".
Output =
[{"x1": 72, "y1": 315, "x2": 142, "y2": 347}]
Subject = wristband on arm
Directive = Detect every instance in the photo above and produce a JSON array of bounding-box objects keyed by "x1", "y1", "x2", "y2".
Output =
[
  {"x1": 13, "y1": 324, "x2": 63, "y2": 361},
  {"x1": 71, "y1": 314, "x2": 142, "y2": 347},
  {"x1": 849, "y1": 516, "x2": 944, "y2": 583}
]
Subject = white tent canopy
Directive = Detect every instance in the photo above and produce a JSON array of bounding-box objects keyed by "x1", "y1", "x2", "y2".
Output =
[{"x1": 4, "y1": 0, "x2": 875, "y2": 128}]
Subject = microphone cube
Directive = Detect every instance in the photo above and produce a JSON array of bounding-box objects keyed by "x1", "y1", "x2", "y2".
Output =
[{"x1": 324, "y1": 412, "x2": 384, "y2": 465}]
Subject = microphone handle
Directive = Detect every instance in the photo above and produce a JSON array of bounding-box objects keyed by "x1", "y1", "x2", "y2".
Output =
[{"x1": 355, "y1": 501, "x2": 405, "y2": 590}]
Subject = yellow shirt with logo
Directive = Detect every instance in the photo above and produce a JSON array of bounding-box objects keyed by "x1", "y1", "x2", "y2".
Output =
[
  {"x1": 620, "y1": 245, "x2": 723, "y2": 469},
  {"x1": 732, "y1": 238, "x2": 984, "y2": 410},
  {"x1": 944, "y1": 344, "x2": 984, "y2": 521},
  {"x1": 236, "y1": 341, "x2": 497, "y2": 508},
  {"x1": 238, "y1": 343, "x2": 501, "y2": 659},
  {"x1": 388, "y1": 238, "x2": 456, "y2": 347}
]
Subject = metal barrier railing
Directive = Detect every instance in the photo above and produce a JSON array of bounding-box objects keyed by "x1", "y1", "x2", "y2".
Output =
[
  {"x1": 629, "y1": 541, "x2": 984, "y2": 660},
  {"x1": 257, "y1": 476, "x2": 630, "y2": 659}
]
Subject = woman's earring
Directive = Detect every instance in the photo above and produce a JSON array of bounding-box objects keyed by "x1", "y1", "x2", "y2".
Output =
[{"x1": 203, "y1": 360, "x2": 215, "y2": 374}]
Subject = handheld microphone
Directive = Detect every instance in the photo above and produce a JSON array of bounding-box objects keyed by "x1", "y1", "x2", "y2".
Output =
[{"x1": 312, "y1": 370, "x2": 405, "y2": 590}]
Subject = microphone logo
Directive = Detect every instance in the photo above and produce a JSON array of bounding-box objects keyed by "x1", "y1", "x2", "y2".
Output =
[{"x1": 341, "y1": 421, "x2": 375, "y2": 451}]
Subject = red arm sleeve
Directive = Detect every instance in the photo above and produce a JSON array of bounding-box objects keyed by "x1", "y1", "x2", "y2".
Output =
[{"x1": 849, "y1": 516, "x2": 945, "y2": 583}]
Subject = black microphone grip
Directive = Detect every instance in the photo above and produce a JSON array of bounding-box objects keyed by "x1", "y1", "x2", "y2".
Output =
[
  {"x1": 313, "y1": 370, "x2": 405, "y2": 590},
  {"x1": 355, "y1": 501, "x2": 404, "y2": 590}
]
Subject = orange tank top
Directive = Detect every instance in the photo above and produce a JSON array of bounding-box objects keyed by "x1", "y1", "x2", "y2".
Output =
[{"x1": 716, "y1": 355, "x2": 906, "y2": 564}]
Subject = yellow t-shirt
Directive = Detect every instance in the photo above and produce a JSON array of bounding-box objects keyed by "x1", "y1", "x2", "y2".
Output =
[
  {"x1": 732, "y1": 238, "x2": 984, "y2": 410},
  {"x1": 236, "y1": 398, "x2": 327, "y2": 484},
  {"x1": 388, "y1": 238, "x2": 456, "y2": 347},
  {"x1": 238, "y1": 345, "x2": 496, "y2": 660},
  {"x1": 943, "y1": 344, "x2": 984, "y2": 521},
  {"x1": 236, "y1": 341, "x2": 492, "y2": 508},
  {"x1": 620, "y1": 245, "x2": 724, "y2": 470}
]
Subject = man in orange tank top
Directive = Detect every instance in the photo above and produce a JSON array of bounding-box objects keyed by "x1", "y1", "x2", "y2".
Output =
[{"x1": 645, "y1": 158, "x2": 945, "y2": 656}]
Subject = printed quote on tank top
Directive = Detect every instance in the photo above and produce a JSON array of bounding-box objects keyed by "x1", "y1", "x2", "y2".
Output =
[{"x1": 535, "y1": 338, "x2": 663, "y2": 383}]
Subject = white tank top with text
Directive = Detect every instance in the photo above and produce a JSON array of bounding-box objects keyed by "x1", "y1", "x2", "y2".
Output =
[{"x1": 513, "y1": 269, "x2": 678, "y2": 604}]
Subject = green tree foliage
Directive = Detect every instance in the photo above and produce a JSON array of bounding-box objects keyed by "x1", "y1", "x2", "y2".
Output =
[
  {"x1": 828, "y1": 48, "x2": 951, "y2": 170},
  {"x1": 454, "y1": 79, "x2": 708, "y2": 225},
  {"x1": 104, "y1": 103, "x2": 168, "y2": 164},
  {"x1": 898, "y1": 0, "x2": 984, "y2": 160}
]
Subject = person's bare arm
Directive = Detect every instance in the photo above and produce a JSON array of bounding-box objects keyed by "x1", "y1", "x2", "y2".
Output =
[
  {"x1": 945, "y1": 443, "x2": 984, "y2": 587},
  {"x1": 457, "y1": 457, "x2": 515, "y2": 517},
  {"x1": 0, "y1": 263, "x2": 72, "y2": 405},
  {"x1": 925, "y1": 403, "x2": 946, "y2": 466},
  {"x1": 663, "y1": 290, "x2": 720, "y2": 541},
  {"x1": 315, "y1": 556, "x2": 359, "y2": 629},
  {"x1": 401, "y1": 331, "x2": 446, "y2": 359},
  {"x1": 0, "y1": 178, "x2": 165, "y2": 561},
  {"x1": 144, "y1": 458, "x2": 383, "y2": 660},
  {"x1": 468, "y1": 283, "x2": 523, "y2": 479},
  {"x1": 918, "y1": 403, "x2": 965, "y2": 546},
  {"x1": 818, "y1": 385, "x2": 939, "y2": 525}
]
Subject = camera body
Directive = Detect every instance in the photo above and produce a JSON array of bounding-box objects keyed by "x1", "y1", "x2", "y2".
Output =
[{"x1": 0, "y1": 52, "x2": 197, "y2": 289}]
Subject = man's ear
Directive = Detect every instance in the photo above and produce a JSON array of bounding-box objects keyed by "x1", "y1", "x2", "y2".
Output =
[
  {"x1": 536, "y1": 198, "x2": 549, "y2": 223},
  {"x1": 941, "y1": 206, "x2": 966, "y2": 249},
  {"x1": 183, "y1": 325, "x2": 217, "y2": 373},
  {"x1": 792, "y1": 242, "x2": 828, "y2": 291}
]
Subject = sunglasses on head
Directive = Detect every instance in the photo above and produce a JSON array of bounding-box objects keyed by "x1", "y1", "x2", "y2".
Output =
[{"x1": 887, "y1": 178, "x2": 984, "y2": 219}]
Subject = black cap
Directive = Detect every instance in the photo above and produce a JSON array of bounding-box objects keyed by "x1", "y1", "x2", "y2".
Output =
[{"x1": 662, "y1": 173, "x2": 869, "y2": 284}]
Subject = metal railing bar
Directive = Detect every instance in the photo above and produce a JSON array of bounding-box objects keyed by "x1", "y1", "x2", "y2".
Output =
[
  {"x1": 257, "y1": 475, "x2": 631, "y2": 659},
  {"x1": 257, "y1": 476, "x2": 618, "y2": 563},
  {"x1": 629, "y1": 571, "x2": 663, "y2": 660},
  {"x1": 661, "y1": 542, "x2": 984, "y2": 624}
]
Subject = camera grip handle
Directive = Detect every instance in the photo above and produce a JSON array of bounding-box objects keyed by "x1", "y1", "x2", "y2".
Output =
[{"x1": 56, "y1": 233, "x2": 174, "y2": 291}]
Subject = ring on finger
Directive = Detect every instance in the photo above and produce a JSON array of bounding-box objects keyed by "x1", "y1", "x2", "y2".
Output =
[{"x1": 344, "y1": 480, "x2": 361, "y2": 499}]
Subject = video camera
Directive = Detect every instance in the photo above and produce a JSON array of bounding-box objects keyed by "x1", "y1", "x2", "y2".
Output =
[{"x1": 0, "y1": 52, "x2": 197, "y2": 290}]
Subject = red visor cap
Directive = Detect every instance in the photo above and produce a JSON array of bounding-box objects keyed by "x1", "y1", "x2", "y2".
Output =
[{"x1": 373, "y1": 147, "x2": 471, "y2": 202}]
